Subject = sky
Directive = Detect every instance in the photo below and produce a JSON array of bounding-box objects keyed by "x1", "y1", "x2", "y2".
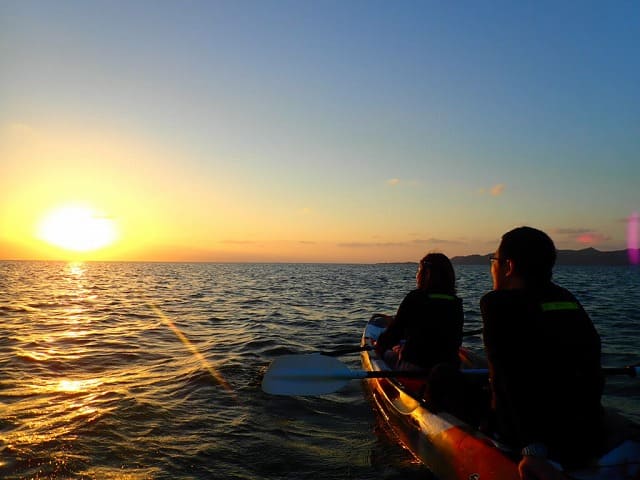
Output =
[{"x1": 1, "y1": 0, "x2": 638, "y2": 263}]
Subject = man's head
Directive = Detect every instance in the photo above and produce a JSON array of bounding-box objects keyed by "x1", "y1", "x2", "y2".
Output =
[{"x1": 491, "y1": 226, "x2": 556, "y2": 290}]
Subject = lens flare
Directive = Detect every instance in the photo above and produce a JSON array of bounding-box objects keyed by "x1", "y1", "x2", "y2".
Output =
[
  {"x1": 628, "y1": 212, "x2": 639, "y2": 265},
  {"x1": 149, "y1": 304, "x2": 236, "y2": 398}
]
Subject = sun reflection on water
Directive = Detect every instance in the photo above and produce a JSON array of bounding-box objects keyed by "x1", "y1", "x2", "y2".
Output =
[
  {"x1": 2, "y1": 376, "x2": 110, "y2": 449},
  {"x1": 67, "y1": 261, "x2": 86, "y2": 277},
  {"x1": 0, "y1": 261, "x2": 112, "y2": 456},
  {"x1": 2, "y1": 261, "x2": 255, "y2": 478},
  {"x1": 56, "y1": 378, "x2": 103, "y2": 393}
]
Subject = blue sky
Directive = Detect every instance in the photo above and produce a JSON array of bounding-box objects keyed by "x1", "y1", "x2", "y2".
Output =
[{"x1": 1, "y1": 1, "x2": 638, "y2": 262}]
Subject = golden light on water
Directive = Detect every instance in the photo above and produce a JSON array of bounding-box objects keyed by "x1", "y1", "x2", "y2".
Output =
[
  {"x1": 56, "y1": 378, "x2": 103, "y2": 393},
  {"x1": 68, "y1": 261, "x2": 86, "y2": 276},
  {"x1": 2, "y1": 258, "x2": 240, "y2": 479}
]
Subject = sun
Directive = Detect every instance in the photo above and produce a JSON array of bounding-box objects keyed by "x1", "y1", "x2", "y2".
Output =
[{"x1": 37, "y1": 204, "x2": 118, "y2": 252}]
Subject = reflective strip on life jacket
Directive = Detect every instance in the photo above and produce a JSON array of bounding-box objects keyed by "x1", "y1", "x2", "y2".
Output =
[
  {"x1": 428, "y1": 293, "x2": 456, "y2": 301},
  {"x1": 540, "y1": 301, "x2": 579, "y2": 312}
]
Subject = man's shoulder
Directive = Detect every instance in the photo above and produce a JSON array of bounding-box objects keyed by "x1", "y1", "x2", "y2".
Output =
[
  {"x1": 480, "y1": 289, "x2": 525, "y2": 306},
  {"x1": 544, "y1": 283, "x2": 579, "y2": 302},
  {"x1": 481, "y1": 284, "x2": 577, "y2": 304},
  {"x1": 480, "y1": 290, "x2": 541, "y2": 324}
]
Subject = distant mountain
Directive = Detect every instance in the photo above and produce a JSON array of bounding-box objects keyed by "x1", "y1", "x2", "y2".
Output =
[
  {"x1": 451, "y1": 254, "x2": 492, "y2": 265},
  {"x1": 452, "y1": 248, "x2": 638, "y2": 266}
]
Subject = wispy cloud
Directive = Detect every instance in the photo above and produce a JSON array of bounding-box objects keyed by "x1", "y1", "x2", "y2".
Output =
[
  {"x1": 338, "y1": 237, "x2": 465, "y2": 249},
  {"x1": 576, "y1": 232, "x2": 610, "y2": 245},
  {"x1": 552, "y1": 228, "x2": 610, "y2": 246},
  {"x1": 338, "y1": 241, "x2": 405, "y2": 248},
  {"x1": 386, "y1": 178, "x2": 422, "y2": 188},
  {"x1": 490, "y1": 184, "x2": 505, "y2": 196},
  {"x1": 220, "y1": 240, "x2": 261, "y2": 245},
  {"x1": 553, "y1": 228, "x2": 592, "y2": 235},
  {"x1": 425, "y1": 237, "x2": 466, "y2": 245},
  {"x1": 617, "y1": 213, "x2": 639, "y2": 224},
  {"x1": 477, "y1": 183, "x2": 506, "y2": 196},
  {"x1": 4, "y1": 122, "x2": 34, "y2": 138}
]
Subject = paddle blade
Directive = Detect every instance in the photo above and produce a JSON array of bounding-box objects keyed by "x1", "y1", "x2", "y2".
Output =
[{"x1": 262, "y1": 354, "x2": 361, "y2": 396}]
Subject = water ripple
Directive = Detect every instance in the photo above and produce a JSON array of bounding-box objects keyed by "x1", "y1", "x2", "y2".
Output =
[{"x1": 0, "y1": 261, "x2": 638, "y2": 479}]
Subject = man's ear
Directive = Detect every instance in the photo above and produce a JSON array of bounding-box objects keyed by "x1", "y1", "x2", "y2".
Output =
[{"x1": 504, "y1": 259, "x2": 515, "y2": 277}]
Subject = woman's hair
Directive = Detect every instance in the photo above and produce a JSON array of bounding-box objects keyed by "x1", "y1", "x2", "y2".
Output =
[
  {"x1": 498, "y1": 226, "x2": 556, "y2": 285},
  {"x1": 420, "y1": 252, "x2": 456, "y2": 295}
]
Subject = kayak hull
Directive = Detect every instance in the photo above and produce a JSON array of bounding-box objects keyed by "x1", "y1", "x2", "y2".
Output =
[{"x1": 360, "y1": 314, "x2": 640, "y2": 480}]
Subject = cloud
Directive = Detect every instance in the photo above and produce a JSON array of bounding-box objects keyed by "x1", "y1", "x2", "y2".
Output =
[
  {"x1": 338, "y1": 237, "x2": 465, "y2": 249},
  {"x1": 477, "y1": 183, "x2": 506, "y2": 196},
  {"x1": 616, "y1": 213, "x2": 639, "y2": 224},
  {"x1": 220, "y1": 240, "x2": 261, "y2": 245},
  {"x1": 490, "y1": 184, "x2": 505, "y2": 196},
  {"x1": 338, "y1": 241, "x2": 405, "y2": 248},
  {"x1": 552, "y1": 228, "x2": 610, "y2": 246},
  {"x1": 3, "y1": 122, "x2": 35, "y2": 138},
  {"x1": 553, "y1": 228, "x2": 592, "y2": 235},
  {"x1": 424, "y1": 238, "x2": 465, "y2": 245},
  {"x1": 386, "y1": 178, "x2": 401, "y2": 186},
  {"x1": 576, "y1": 232, "x2": 610, "y2": 245}
]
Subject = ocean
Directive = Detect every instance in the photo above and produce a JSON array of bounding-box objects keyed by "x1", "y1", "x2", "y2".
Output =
[{"x1": 0, "y1": 261, "x2": 638, "y2": 479}]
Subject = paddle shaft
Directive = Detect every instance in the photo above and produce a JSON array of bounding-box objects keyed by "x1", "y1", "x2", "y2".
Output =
[
  {"x1": 319, "y1": 345, "x2": 371, "y2": 357},
  {"x1": 270, "y1": 367, "x2": 489, "y2": 381},
  {"x1": 371, "y1": 366, "x2": 640, "y2": 378},
  {"x1": 262, "y1": 352, "x2": 640, "y2": 396},
  {"x1": 304, "y1": 366, "x2": 640, "y2": 380},
  {"x1": 319, "y1": 328, "x2": 484, "y2": 357},
  {"x1": 372, "y1": 367, "x2": 640, "y2": 378}
]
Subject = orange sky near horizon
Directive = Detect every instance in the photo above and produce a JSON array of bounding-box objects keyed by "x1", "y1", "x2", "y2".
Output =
[
  {"x1": 0, "y1": 123, "x2": 499, "y2": 263},
  {"x1": 1, "y1": 122, "x2": 635, "y2": 264}
]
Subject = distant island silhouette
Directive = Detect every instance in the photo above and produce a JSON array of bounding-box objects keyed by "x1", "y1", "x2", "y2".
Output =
[{"x1": 451, "y1": 247, "x2": 638, "y2": 266}]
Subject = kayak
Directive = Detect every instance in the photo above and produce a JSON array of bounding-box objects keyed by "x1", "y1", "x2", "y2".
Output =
[{"x1": 360, "y1": 314, "x2": 640, "y2": 480}]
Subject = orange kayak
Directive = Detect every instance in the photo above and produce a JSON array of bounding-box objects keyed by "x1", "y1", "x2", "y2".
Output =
[{"x1": 360, "y1": 314, "x2": 640, "y2": 480}]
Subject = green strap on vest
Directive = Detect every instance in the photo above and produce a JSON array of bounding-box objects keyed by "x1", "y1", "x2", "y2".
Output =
[
  {"x1": 540, "y1": 301, "x2": 579, "y2": 312},
  {"x1": 428, "y1": 293, "x2": 455, "y2": 301}
]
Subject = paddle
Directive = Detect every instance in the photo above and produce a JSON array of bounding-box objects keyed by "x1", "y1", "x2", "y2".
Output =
[
  {"x1": 261, "y1": 353, "x2": 487, "y2": 396},
  {"x1": 318, "y1": 328, "x2": 485, "y2": 357},
  {"x1": 261, "y1": 354, "x2": 640, "y2": 396},
  {"x1": 318, "y1": 345, "x2": 371, "y2": 357}
]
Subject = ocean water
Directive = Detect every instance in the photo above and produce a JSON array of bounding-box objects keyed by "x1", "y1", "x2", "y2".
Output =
[{"x1": 0, "y1": 261, "x2": 638, "y2": 480}]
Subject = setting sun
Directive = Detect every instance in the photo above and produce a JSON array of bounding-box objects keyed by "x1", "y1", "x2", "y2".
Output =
[{"x1": 37, "y1": 205, "x2": 118, "y2": 252}]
